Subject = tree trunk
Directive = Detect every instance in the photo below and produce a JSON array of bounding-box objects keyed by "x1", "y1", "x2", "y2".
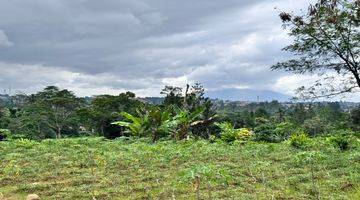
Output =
[
  {"x1": 100, "y1": 125, "x2": 104, "y2": 136},
  {"x1": 152, "y1": 131, "x2": 159, "y2": 143},
  {"x1": 353, "y1": 70, "x2": 360, "y2": 88},
  {"x1": 56, "y1": 126, "x2": 62, "y2": 139}
]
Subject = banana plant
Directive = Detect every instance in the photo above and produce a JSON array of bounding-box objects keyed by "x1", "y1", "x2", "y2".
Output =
[
  {"x1": 172, "y1": 106, "x2": 206, "y2": 140},
  {"x1": 112, "y1": 107, "x2": 178, "y2": 142},
  {"x1": 112, "y1": 111, "x2": 150, "y2": 138}
]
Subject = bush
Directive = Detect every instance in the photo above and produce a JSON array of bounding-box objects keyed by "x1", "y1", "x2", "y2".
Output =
[
  {"x1": 329, "y1": 135, "x2": 350, "y2": 151},
  {"x1": 215, "y1": 122, "x2": 252, "y2": 143},
  {"x1": 302, "y1": 117, "x2": 332, "y2": 136},
  {"x1": 253, "y1": 118, "x2": 283, "y2": 143},
  {"x1": 236, "y1": 128, "x2": 253, "y2": 141},
  {"x1": 274, "y1": 122, "x2": 294, "y2": 140},
  {"x1": 253, "y1": 123, "x2": 279, "y2": 142},
  {"x1": 290, "y1": 133, "x2": 311, "y2": 149},
  {"x1": 0, "y1": 129, "x2": 11, "y2": 141},
  {"x1": 328, "y1": 129, "x2": 357, "y2": 136}
]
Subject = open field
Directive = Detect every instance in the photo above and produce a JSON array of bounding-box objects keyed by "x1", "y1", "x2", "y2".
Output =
[{"x1": 1, "y1": 137, "x2": 360, "y2": 200}]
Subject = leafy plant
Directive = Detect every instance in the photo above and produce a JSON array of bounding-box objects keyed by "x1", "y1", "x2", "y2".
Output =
[
  {"x1": 0, "y1": 129, "x2": 11, "y2": 141},
  {"x1": 290, "y1": 133, "x2": 311, "y2": 149},
  {"x1": 302, "y1": 116, "x2": 332, "y2": 136},
  {"x1": 253, "y1": 118, "x2": 280, "y2": 143},
  {"x1": 329, "y1": 134, "x2": 350, "y2": 151},
  {"x1": 112, "y1": 107, "x2": 178, "y2": 142},
  {"x1": 236, "y1": 128, "x2": 253, "y2": 141},
  {"x1": 274, "y1": 122, "x2": 294, "y2": 140},
  {"x1": 215, "y1": 122, "x2": 252, "y2": 143},
  {"x1": 172, "y1": 106, "x2": 205, "y2": 140},
  {"x1": 112, "y1": 111, "x2": 148, "y2": 138}
]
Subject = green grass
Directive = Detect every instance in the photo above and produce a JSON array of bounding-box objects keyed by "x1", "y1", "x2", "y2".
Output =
[{"x1": 0, "y1": 137, "x2": 360, "y2": 199}]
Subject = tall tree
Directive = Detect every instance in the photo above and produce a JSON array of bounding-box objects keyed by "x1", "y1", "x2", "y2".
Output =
[
  {"x1": 79, "y1": 92, "x2": 142, "y2": 138},
  {"x1": 27, "y1": 86, "x2": 83, "y2": 138},
  {"x1": 272, "y1": 0, "x2": 360, "y2": 99}
]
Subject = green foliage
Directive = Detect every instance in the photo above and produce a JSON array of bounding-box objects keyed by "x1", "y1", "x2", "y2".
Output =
[
  {"x1": 215, "y1": 122, "x2": 252, "y2": 143},
  {"x1": 329, "y1": 135, "x2": 350, "y2": 151},
  {"x1": 0, "y1": 84, "x2": 359, "y2": 143},
  {"x1": 112, "y1": 112, "x2": 146, "y2": 137},
  {"x1": 253, "y1": 120, "x2": 298, "y2": 143},
  {"x1": 112, "y1": 107, "x2": 178, "y2": 141},
  {"x1": 161, "y1": 86, "x2": 183, "y2": 107},
  {"x1": 253, "y1": 118, "x2": 279, "y2": 142},
  {"x1": 290, "y1": 133, "x2": 311, "y2": 149},
  {"x1": 274, "y1": 122, "x2": 294, "y2": 139},
  {"x1": 112, "y1": 105, "x2": 208, "y2": 142},
  {"x1": 0, "y1": 129, "x2": 10, "y2": 140},
  {"x1": 9, "y1": 86, "x2": 84, "y2": 140},
  {"x1": 161, "y1": 83, "x2": 217, "y2": 139},
  {"x1": 78, "y1": 92, "x2": 143, "y2": 139},
  {"x1": 302, "y1": 116, "x2": 332, "y2": 136},
  {"x1": 351, "y1": 106, "x2": 360, "y2": 130},
  {"x1": 172, "y1": 106, "x2": 205, "y2": 139},
  {"x1": 253, "y1": 124, "x2": 277, "y2": 142}
]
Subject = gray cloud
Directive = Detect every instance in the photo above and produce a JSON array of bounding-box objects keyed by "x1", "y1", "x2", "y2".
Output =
[{"x1": 2, "y1": 0, "x2": 350, "y2": 100}]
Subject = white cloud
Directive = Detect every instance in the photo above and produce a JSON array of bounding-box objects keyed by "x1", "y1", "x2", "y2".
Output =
[{"x1": 0, "y1": 30, "x2": 13, "y2": 47}]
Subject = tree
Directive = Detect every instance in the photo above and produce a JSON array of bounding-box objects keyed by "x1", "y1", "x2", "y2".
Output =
[
  {"x1": 350, "y1": 106, "x2": 360, "y2": 129},
  {"x1": 80, "y1": 92, "x2": 142, "y2": 138},
  {"x1": 15, "y1": 102, "x2": 55, "y2": 139},
  {"x1": 161, "y1": 86, "x2": 183, "y2": 107},
  {"x1": 272, "y1": 0, "x2": 360, "y2": 99},
  {"x1": 185, "y1": 83, "x2": 217, "y2": 138},
  {"x1": 21, "y1": 86, "x2": 83, "y2": 139}
]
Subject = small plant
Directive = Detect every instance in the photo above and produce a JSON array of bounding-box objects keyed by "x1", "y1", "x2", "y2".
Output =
[{"x1": 290, "y1": 133, "x2": 311, "y2": 149}]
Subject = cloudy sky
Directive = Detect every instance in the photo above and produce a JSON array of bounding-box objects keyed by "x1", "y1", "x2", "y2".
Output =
[{"x1": 0, "y1": 0, "x2": 357, "y2": 100}]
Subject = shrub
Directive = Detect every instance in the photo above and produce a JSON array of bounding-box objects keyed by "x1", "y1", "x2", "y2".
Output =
[
  {"x1": 253, "y1": 123, "x2": 278, "y2": 142},
  {"x1": 0, "y1": 129, "x2": 11, "y2": 141},
  {"x1": 329, "y1": 135, "x2": 350, "y2": 151},
  {"x1": 254, "y1": 118, "x2": 289, "y2": 142},
  {"x1": 274, "y1": 122, "x2": 294, "y2": 140},
  {"x1": 236, "y1": 128, "x2": 253, "y2": 141},
  {"x1": 215, "y1": 122, "x2": 252, "y2": 143},
  {"x1": 302, "y1": 117, "x2": 332, "y2": 136},
  {"x1": 328, "y1": 129, "x2": 356, "y2": 136},
  {"x1": 290, "y1": 133, "x2": 311, "y2": 149}
]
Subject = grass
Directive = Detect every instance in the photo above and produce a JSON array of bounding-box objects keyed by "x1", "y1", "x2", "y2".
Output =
[{"x1": 0, "y1": 137, "x2": 360, "y2": 199}]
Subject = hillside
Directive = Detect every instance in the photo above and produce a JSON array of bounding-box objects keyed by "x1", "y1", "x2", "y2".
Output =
[{"x1": 0, "y1": 137, "x2": 359, "y2": 200}]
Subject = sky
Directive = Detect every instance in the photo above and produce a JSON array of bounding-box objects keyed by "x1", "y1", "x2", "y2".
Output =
[{"x1": 0, "y1": 0, "x2": 358, "y2": 101}]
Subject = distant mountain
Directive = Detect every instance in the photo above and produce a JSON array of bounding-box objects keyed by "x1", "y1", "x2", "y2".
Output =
[{"x1": 206, "y1": 89, "x2": 291, "y2": 102}]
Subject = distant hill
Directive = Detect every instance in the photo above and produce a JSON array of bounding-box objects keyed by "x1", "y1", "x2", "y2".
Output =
[
  {"x1": 139, "y1": 97, "x2": 165, "y2": 105},
  {"x1": 206, "y1": 89, "x2": 291, "y2": 102}
]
